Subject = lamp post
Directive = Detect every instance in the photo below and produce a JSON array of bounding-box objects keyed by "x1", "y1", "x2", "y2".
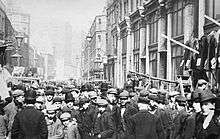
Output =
[{"x1": 11, "y1": 33, "x2": 24, "y2": 67}]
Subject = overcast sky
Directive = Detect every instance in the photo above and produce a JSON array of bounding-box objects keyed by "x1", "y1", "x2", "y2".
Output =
[{"x1": 14, "y1": 0, "x2": 106, "y2": 53}]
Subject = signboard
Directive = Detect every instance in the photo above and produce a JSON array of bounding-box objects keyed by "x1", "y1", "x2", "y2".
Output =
[{"x1": 12, "y1": 66, "x2": 25, "y2": 77}]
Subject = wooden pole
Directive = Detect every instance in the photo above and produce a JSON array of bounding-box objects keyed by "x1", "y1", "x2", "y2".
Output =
[
  {"x1": 204, "y1": 15, "x2": 220, "y2": 27},
  {"x1": 161, "y1": 34, "x2": 199, "y2": 54},
  {"x1": 129, "y1": 71, "x2": 178, "y2": 84}
]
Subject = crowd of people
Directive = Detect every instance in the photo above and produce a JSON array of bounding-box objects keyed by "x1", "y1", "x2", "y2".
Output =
[{"x1": 0, "y1": 78, "x2": 220, "y2": 139}]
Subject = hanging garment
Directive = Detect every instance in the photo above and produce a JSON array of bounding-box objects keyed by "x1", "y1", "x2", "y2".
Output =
[
  {"x1": 205, "y1": 35, "x2": 217, "y2": 71},
  {"x1": 196, "y1": 36, "x2": 208, "y2": 70}
]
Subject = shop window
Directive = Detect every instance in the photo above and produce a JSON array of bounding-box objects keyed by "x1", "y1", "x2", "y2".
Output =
[
  {"x1": 149, "y1": 12, "x2": 158, "y2": 44},
  {"x1": 172, "y1": 0, "x2": 184, "y2": 37}
]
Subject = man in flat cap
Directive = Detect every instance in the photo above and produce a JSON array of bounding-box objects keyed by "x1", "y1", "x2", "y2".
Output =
[
  {"x1": 46, "y1": 105, "x2": 64, "y2": 139},
  {"x1": 76, "y1": 98, "x2": 94, "y2": 139},
  {"x1": 128, "y1": 97, "x2": 164, "y2": 139},
  {"x1": 94, "y1": 98, "x2": 114, "y2": 139},
  {"x1": 117, "y1": 90, "x2": 138, "y2": 139}
]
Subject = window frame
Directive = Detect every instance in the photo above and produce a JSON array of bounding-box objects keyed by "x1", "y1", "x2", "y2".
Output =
[{"x1": 171, "y1": 0, "x2": 185, "y2": 37}]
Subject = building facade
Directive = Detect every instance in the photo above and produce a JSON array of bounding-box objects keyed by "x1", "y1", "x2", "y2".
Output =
[
  {"x1": 105, "y1": 0, "x2": 220, "y2": 88},
  {"x1": 82, "y1": 15, "x2": 107, "y2": 81}
]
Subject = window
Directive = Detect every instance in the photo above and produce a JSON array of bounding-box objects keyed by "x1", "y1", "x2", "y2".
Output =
[
  {"x1": 149, "y1": 51, "x2": 157, "y2": 77},
  {"x1": 122, "y1": 57, "x2": 127, "y2": 83},
  {"x1": 136, "y1": 0, "x2": 139, "y2": 7},
  {"x1": 120, "y1": 2, "x2": 123, "y2": 20},
  {"x1": 124, "y1": 0, "x2": 128, "y2": 16},
  {"x1": 98, "y1": 35, "x2": 101, "y2": 42},
  {"x1": 133, "y1": 22, "x2": 140, "y2": 50},
  {"x1": 171, "y1": 45, "x2": 184, "y2": 80},
  {"x1": 134, "y1": 54, "x2": 139, "y2": 72},
  {"x1": 205, "y1": 0, "x2": 220, "y2": 23},
  {"x1": 121, "y1": 30, "x2": 127, "y2": 54},
  {"x1": 131, "y1": 0, "x2": 134, "y2": 12},
  {"x1": 98, "y1": 18, "x2": 101, "y2": 24},
  {"x1": 149, "y1": 13, "x2": 158, "y2": 44},
  {"x1": 172, "y1": 0, "x2": 184, "y2": 37}
]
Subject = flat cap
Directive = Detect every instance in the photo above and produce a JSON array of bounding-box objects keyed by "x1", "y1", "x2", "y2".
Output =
[
  {"x1": 149, "y1": 88, "x2": 158, "y2": 94},
  {"x1": 46, "y1": 105, "x2": 57, "y2": 113},
  {"x1": 60, "y1": 112, "x2": 71, "y2": 121},
  {"x1": 89, "y1": 91, "x2": 98, "y2": 99},
  {"x1": 12, "y1": 89, "x2": 24, "y2": 97},
  {"x1": 96, "y1": 98, "x2": 108, "y2": 106},
  {"x1": 119, "y1": 90, "x2": 130, "y2": 98},
  {"x1": 175, "y1": 95, "x2": 187, "y2": 102},
  {"x1": 45, "y1": 89, "x2": 55, "y2": 96},
  {"x1": 107, "y1": 88, "x2": 117, "y2": 95},
  {"x1": 168, "y1": 91, "x2": 180, "y2": 97}
]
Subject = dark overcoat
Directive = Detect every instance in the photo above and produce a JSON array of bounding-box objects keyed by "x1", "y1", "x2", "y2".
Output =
[
  {"x1": 93, "y1": 111, "x2": 114, "y2": 139},
  {"x1": 76, "y1": 109, "x2": 94, "y2": 139},
  {"x1": 129, "y1": 110, "x2": 164, "y2": 139},
  {"x1": 11, "y1": 106, "x2": 48, "y2": 139}
]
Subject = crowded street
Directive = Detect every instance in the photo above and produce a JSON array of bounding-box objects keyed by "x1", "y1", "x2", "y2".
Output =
[{"x1": 0, "y1": 0, "x2": 220, "y2": 139}]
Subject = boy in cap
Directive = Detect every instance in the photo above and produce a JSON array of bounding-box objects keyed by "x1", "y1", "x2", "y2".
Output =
[
  {"x1": 35, "y1": 96, "x2": 46, "y2": 113},
  {"x1": 46, "y1": 105, "x2": 64, "y2": 139},
  {"x1": 60, "y1": 112, "x2": 80, "y2": 139},
  {"x1": 45, "y1": 89, "x2": 55, "y2": 108},
  {"x1": 94, "y1": 98, "x2": 114, "y2": 139}
]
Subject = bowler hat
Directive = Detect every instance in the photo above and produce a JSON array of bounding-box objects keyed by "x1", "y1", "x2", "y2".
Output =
[
  {"x1": 215, "y1": 97, "x2": 220, "y2": 111},
  {"x1": 138, "y1": 97, "x2": 150, "y2": 104},
  {"x1": 24, "y1": 89, "x2": 37, "y2": 100},
  {"x1": 53, "y1": 97, "x2": 62, "y2": 103},
  {"x1": 139, "y1": 89, "x2": 149, "y2": 97},
  {"x1": 148, "y1": 94, "x2": 159, "y2": 102},
  {"x1": 119, "y1": 90, "x2": 129, "y2": 98},
  {"x1": 65, "y1": 93, "x2": 75, "y2": 103},
  {"x1": 175, "y1": 95, "x2": 187, "y2": 102},
  {"x1": 78, "y1": 98, "x2": 90, "y2": 105},
  {"x1": 200, "y1": 89, "x2": 216, "y2": 103}
]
